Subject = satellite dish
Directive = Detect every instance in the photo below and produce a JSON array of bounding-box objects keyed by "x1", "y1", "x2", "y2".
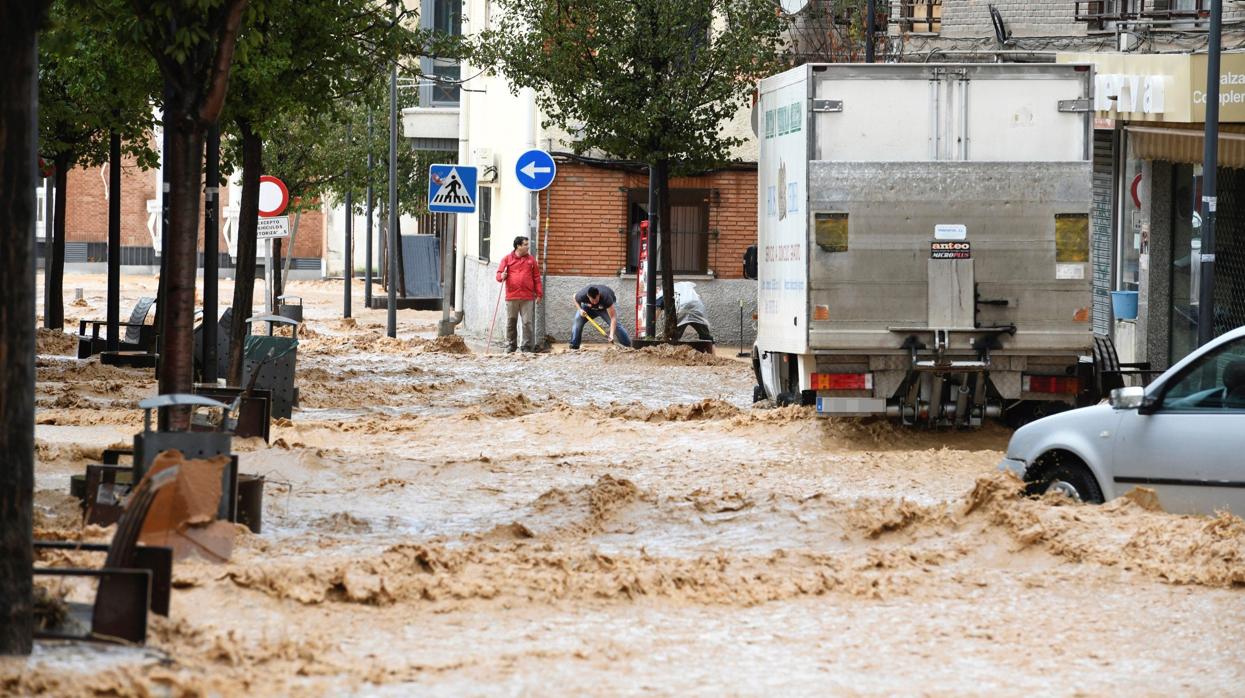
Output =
[{"x1": 780, "y1": 0, "x2": 810, "y2": 14}]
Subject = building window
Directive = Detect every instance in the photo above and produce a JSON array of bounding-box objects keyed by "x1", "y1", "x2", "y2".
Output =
[
  {"x1": 478, "y1": 186, "x2": 492, "y2": 261},
  {"x1": 1117, "y1": 145, "x2": 1143, "y2": 293},
  {"x1": 1075, "y1": 1, "x2": 1205, "y2": 31},
  {"x1": 625, "y1": 188, "x2": 710, "y2": 275},
  {"x1": 900, "y1": 0, "x2": 941, "y2": 33},
  {"x1": 433, "y1": 0, "x2": 461, "y2": 36},
  {"x1": 431, "y1": 63, "x2": 460, "y2": 104},
  {"x1": 420, "y1": 0, "x2": 462, "y2": 107}
]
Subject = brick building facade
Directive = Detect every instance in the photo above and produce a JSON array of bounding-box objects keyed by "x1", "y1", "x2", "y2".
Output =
[
  {"x1": 542, "y1": 162, "x2": 756, "y2": 281},
  {"x1": 460, "y1": 159, "x2": 760, "y2": 346},
  {"x1": 44, "y1": 154, "x2": 325, "y2": 270},
  {"x1": 885, "y1": 0, "x2": 1245, "y2": 59}
]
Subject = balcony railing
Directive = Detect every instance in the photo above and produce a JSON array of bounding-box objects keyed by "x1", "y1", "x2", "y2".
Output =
[
  {"x1": 897, "y1": 0, "x2": 941, "y2": 34},
  {"x1": 1075, "y1": 0, "x2": 1206, "y2": 28}
]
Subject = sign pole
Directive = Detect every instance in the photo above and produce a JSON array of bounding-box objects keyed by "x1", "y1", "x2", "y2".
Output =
[
  {"x1": 264, "y1": 239, "x2": 274, "y2": 315},
  {"x1": 256, "y1": 175, "x2": 291, "y2": 317},
  {"x1": 511, "y1": 149, "x2": 556, "y2": 349}
]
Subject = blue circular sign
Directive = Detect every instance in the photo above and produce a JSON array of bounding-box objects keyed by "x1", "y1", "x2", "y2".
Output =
[{"x1": 514, "y1": 149, "x2": 557, "y2": 191}]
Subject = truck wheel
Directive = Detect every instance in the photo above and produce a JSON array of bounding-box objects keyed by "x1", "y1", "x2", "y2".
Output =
[
  {"x1": 752, "y1": 384, "x2": 767, "y2": 403},
  {"x1": 1024, "y1": 454, "x2": 1103, "y2": 504}
]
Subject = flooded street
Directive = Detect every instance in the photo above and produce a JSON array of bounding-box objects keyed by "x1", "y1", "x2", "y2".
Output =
[{"x1": 6, "y1": 275, "x2": 1245, "y2": 696}]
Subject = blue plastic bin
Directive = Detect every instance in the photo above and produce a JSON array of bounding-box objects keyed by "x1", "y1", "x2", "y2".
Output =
[{"x1": 1111, "y1": 290, "x2": 1139, "y2": 320}]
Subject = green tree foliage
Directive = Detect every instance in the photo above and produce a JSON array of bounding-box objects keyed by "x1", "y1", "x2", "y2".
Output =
[
  {"x1": 213, "y1": 0, "x2": 448, "y2": 381},
  {"x1": 476, "y1": 0, "x2": 782, "y2": 338},
  {"x1": 38, "y1": 0, "x2": 160, "y2": 328},
  {"x1": 480, "y1": 0, "x2": 781, "y2": 170},
  {"x1": 276, "y1": 84, "x2": 445, "y2": 220},
  {"x1": 39, "y1": 2, "x2": 159, "y2": 168}
]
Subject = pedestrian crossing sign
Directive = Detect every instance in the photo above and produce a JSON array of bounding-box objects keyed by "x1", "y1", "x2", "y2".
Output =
[{"x1": 427, "y1": 164, "x2": 478, "y2": 213}]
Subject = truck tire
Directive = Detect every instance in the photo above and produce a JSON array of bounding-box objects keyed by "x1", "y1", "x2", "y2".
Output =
[
  {"x1": 1024, "y1": 454, "x2": 1104, "y2": 504},
  {"x1": 753, "y1": 384, "x2": 767, "y2": 403}
]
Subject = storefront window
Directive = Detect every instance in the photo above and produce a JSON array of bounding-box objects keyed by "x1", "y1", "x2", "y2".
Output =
[
  {"x1": 1118, "y1": 144, "x2": 1143, "y2": 292},
  {"x1": 1170, "y1": 163, "x2": 1201, "y2": 363}
]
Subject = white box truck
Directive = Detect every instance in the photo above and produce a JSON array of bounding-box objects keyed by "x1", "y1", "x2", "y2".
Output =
[{"x1": 751, "y1": 63, "x2": 1097, "y2": 427}]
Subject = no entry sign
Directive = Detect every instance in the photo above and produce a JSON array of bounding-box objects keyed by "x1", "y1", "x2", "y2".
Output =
[{"x1": 258, "y1": 175, "x2": 290, "y2": 217}]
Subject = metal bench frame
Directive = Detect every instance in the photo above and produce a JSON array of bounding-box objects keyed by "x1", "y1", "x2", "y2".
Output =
[{"x1": 34, "y1": 467, "x2": 177, "y2": 644}]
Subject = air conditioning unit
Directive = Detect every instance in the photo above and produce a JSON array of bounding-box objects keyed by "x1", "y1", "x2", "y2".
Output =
[{"x1": 474, "y1": 147, "x2": 497, "y2": 182}]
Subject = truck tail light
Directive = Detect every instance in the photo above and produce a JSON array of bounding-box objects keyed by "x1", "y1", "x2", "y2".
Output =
[
  {"x1": 812, "y1": 372, "x2": 872, "y2": 391},
  {"x1": 1023, "y1": 374, "x2": 1080, "y2": 394}
]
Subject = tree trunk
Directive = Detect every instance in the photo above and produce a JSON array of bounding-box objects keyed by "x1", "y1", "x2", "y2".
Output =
[
  {"x1": 656, "y1": 158, "x2": 677, "y2": 341},
  {"x1": 227, "y1": 121, "x2": 262, "y2": 386},
  {"x1": 45, "y1": 153, "x2": 70, "y2": 329},
  {"x1": 158, "y1": 105, "x2": 206, "y2": 429},
  {"x1": 0, "y1": 0, "x2": 46, "y2": 656}
]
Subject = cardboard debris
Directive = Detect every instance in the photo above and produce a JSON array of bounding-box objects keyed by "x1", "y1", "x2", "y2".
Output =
[{"x1": 138, "y1": 450, "x2": 237, "y2": 562}]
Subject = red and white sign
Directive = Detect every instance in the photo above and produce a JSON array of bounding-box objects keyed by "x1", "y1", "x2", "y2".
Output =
[{"x1": 258, "y1": 175, "x2": 289, "y2": 217}]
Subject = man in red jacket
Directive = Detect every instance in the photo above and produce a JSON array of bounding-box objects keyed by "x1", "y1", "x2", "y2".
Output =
[{"x1": 496, "y1": 236, "x2": 543, "y2": 353}]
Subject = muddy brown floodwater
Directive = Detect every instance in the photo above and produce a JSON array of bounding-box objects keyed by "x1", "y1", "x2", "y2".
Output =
[{"x1": 5, "y1": 274, "x2": 1245, "y2": 696}]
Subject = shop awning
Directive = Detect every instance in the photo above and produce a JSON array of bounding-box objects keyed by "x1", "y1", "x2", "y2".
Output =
[{"x1": 1126, "y1": 123, "x2": 1245, "y2": 168}]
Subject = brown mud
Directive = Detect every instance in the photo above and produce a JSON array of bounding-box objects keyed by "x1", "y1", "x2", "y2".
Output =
[{"x1": 5, "y1": 274, "x2": 1243, "y2": 696}]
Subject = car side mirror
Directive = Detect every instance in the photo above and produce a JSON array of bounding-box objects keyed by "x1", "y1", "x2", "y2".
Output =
[{"x1": 1109, "y1": 386, "x2": 1146, "y2": 410}]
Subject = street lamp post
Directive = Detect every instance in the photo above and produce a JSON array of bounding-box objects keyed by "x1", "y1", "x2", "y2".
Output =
[
  {"x1": 344, "y1": 122, "x2": 353, "y2": 318},
  {"x1": 1198, "y1": 0, "x2": 1222, "y2": 347},
  {"x1": 387, "y1": 10, "x2": 399, "y2": 338},
  {"x1": 365, "y1": 111, "x2": 374, "y2": 309}
]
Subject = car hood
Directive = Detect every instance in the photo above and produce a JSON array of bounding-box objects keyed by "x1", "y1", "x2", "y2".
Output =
[{"x1": 1006, "y1": 403, "x2": 1122, "y2": 460}]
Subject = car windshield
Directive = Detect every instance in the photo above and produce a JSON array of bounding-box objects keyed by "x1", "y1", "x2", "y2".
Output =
[{"x1": 1160, "y1": 335, "x2": 1245, "y2": 411}]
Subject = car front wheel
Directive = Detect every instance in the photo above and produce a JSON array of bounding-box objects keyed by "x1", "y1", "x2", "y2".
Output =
[{"x1": 1024, "y1": 454, "x2": 1104, "y2": 504}]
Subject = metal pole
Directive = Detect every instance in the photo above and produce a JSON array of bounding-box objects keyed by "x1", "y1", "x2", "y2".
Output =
[
  {"x1": 387, "y1": 2, "x2": 399, "y2": 338},
  {"x1": 203, "y1": 124, "x2": 220, "y2": 382},
  {"x1": 645, "y1": 166, "x2": 657, "y2": 338},
  {"x1": 344, "y1": 121, "x2": 353, "y2": 318},
  {"x1": 43, "y1": 175, "x2": 52, "y2": 329},
  {"x1": 1198, "y1": 0, "x2": 1222, "y2": 347},
  {"x1": 537, "y1": 186, "x2": 551, "y2": 349},
  {"x1": 107, "y1": 128, "x2": 121, "y2": 352},
  {"x1": 437, "y1": 214, "x2": 454, "y2": 336},
  {"x1": 267, "y1": 238, "x2": 277, "y2": 316},
  {"x1": 157, "y1": 94, "x2": 172, "y2": 385},
  {"x1": 365, "y1": 111, "x2": 374, "y2": 309},
  {"x1": 865, "y1": 0, "x2": 876, "y2": 63}
]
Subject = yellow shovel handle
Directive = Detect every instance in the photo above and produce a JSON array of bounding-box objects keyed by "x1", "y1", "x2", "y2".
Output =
[{"x1": 585, "y1": 315, "x2": 607, "y2": 336}]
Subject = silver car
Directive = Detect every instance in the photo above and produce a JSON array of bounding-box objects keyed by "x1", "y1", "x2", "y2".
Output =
[{"x1": 1000, "y1": 325, "x2": 1245, "y2": 515}]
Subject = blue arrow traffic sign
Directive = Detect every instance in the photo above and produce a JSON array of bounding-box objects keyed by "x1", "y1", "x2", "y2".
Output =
[
  {"x1": 514, "y1": 149, "x2": 557, "y2": 191},
  {"x1": 428, "y1": 164, "x2": 478, "y2": 213}
]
